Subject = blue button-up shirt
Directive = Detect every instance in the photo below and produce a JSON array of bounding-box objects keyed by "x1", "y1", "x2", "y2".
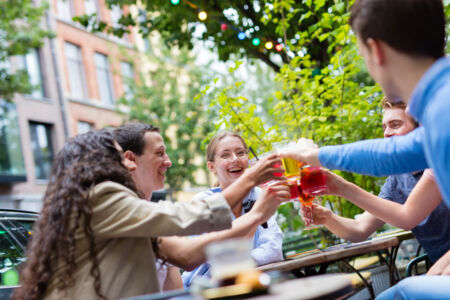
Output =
[
  {"x1": 318, "y1": 56, "x2": 450, "y2": 207},
  {"x1": 181, "y1": 187, "x2": 283, "y2": 288}
]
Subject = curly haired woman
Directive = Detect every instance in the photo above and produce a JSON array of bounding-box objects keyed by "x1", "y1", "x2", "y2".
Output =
[{"x1": 12, "y1": 129, "x2": 233, "y2": 300}]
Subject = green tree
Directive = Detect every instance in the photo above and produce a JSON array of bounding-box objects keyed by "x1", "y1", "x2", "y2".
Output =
[
  {"x1": 199, "y1": 0, "x2": 386, "y2": 235},
  {"x1": 77, "y1": 0, "x2": 349, "y2": 72},
  {"x1": 0, "y1": 0, "x2": 53, "y2": 101}
]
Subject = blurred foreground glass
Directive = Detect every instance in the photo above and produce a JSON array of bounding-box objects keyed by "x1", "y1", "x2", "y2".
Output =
[{"x1": 205, "y1": 238, "x2": 256, "y2": 286}]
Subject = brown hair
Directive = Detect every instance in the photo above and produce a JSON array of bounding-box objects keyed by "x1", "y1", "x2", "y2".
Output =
[
  {"x1": 206, "y1": 131, "x2": 248, "y2": 162},
  {"x1": 13, "y1": 130, "x2": 139, "y2": 300},
  {"x1": 381, "y1": 96, "x2": 407, "y2": 110},
  {"x1": 381, "y1": 97, "x2": 419, "y2": 128},
  {"x1": 350, "y1": 0, "x2": 445, "y2": 59},
  {"x1": 114, "y1": 122, "x2": 160, "y2": 155}
]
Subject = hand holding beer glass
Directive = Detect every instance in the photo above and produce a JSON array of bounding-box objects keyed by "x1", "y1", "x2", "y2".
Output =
[{"x1": 274, "y1": 141, "x2": 326, "y2": 227}]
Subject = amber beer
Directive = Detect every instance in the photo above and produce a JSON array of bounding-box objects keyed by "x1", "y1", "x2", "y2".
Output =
[{"x1": 281, "y1": 157, "x2": 300, "y2": 177}]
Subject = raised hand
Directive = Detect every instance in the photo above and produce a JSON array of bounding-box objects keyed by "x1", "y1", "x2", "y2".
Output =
[
  {"x1": 250, "y1": 182, "x2": 290, "y2": 223},
  {"x1": 280, "y1": 138, "x2": 320, "y2": 167},
  {"x1": 301, "y1": 203, "x2": 333, "y2": 225},
  {"x1": 312, "y1": 169, "x2": 351, "y2": 198},
  {"x1": 245, "y1": 153, "x2": 286, "y2": 186}
]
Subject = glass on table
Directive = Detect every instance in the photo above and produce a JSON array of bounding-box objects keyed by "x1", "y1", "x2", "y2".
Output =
[{"x1": 205, "y1": 238, "x2": 256, "y2": 286}]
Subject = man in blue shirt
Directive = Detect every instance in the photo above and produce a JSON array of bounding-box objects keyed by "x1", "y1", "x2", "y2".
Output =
[
  {"x1": 308, "y1": 99, "x2": 450, "y2": 264},
  {"x1": 282, "y1": 0, "x2": 450, "y2": 298}
]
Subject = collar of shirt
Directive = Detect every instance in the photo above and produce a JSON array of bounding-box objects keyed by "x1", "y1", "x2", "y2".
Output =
[{"x1": 409, "y1": 56, "x2": 450, "y2": 122}]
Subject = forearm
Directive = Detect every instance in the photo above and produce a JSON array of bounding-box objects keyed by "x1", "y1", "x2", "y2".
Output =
[
  {"x1": 319, "y1": 128, "x2": 427, "y2": 176},
  {"x1": 323, "y1": 213, "x2": 381, "y2": 242},
  {"x1": 222, "y1": 174, "x2": 256, "y2": 210},
  {"x1": 160, "y1": 212, "x2": 262, "y2": 270},
  {"x1": 338, "y1": 182, "x2": 428, "y2": 230}
]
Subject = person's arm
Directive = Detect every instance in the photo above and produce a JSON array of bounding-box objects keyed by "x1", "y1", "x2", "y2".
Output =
[
  {"x1": 307, "y1": 205, "x2": 385, "y2": 242},
  {"x1": 220, "y1": 153, "x2": 285, "y2": 210},
  {"x1": 282, "y1": 128, "x2": 427, "y2": 176},
  {"x1": 163, "y1": 266, "x2": 184, "y2": 290},
  {"x1": 159, "y1": 184, "x2": 289, "y2": 271},
  {"x1": 318, "y1": 170, "x2": 442, "y2": 230},
  {"x1": 90, "y1": 181, "x2": 232, "y2": 238},
  {"x1": 428, "y1": 250, "x2": 450, "y2": 276}
]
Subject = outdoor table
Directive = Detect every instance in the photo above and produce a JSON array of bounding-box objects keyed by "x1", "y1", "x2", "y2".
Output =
[
  {"x1": 120, "y1": 274, "x2": 353, "y2": 300},
  {"x1": 257, "y1": 235, "x2": 405, "y2": 299}
]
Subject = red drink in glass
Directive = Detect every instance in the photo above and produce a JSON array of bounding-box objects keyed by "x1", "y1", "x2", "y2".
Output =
[
  {"x1": 300, "y1": 167, "x2": 326, "y2": 196},
  {"x1": 287, "y1": 176, "x2": 300, "y2": 200}
]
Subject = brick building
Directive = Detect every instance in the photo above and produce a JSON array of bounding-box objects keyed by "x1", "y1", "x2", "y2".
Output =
[{"x1": 0, "y1": 0, "x2": 137, "y2": 210}]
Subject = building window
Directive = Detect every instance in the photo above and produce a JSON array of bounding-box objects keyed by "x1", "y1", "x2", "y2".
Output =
[
  {"x1": 29, "y1": 122, "x2": 54, "y2": 180},
  {"x1": 94, "y1": 52, "x2": 114, "y2": 105},
  {"x1": 20, "y1": 49, "x2": 44, "y2": 98},
  {"x1": 77, "y1": 121, "x2": 93, "y2": 134},
  {"x1": 0, "y1": 100, "x2": 26, "y2": 182},
  {"x1": 64, "y1": 42, "x2": 87, "y2": 100},
  {"x1": 57, "y1": 0, "x2": 73, "y2": 21},
  {"x1": 110, "y1": 5, "x2": 122, "y2": 27},
  {"x1": 84, "y1": 0, "x2": 99, "y2": 16},
  {"x1": 120, "y1": 61, "x2": 133, "y2": 100}
]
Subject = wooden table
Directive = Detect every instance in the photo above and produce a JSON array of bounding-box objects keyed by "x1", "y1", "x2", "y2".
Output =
[
  {"x1": 252, "y1": 274, "x2": 353, "y2": 300},
  {"x1": 258, "y1": 237, "x2": 398, "y2": 273},
  {"x1": 258, "y1": 236, "x2": 400, "y2": 299}
]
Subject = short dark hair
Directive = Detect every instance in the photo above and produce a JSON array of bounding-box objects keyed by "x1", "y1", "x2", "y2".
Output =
[
  {"x1": 114, "y1": 122, "x2": 159, "y2": 155},
  {"x1": 350, "y1": 0, "x2": 446, "y2": 59}
]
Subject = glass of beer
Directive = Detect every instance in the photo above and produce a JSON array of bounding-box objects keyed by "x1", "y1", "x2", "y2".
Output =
[{"x1": 272, "y1": 141, "x2": 301, "y2": 178}]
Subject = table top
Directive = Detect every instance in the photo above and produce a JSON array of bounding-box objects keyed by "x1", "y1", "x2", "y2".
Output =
[
  {"x1": 257, "y1": 236, "x2": 399, "y2": 273},
  {"x1": 251, "y1": 273, "x2": 353, "y2": 300}
]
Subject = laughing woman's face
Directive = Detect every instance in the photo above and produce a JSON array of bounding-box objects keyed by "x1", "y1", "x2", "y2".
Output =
[{"x1": 207, "y1": 136, "x2": 249, "y2": 189}]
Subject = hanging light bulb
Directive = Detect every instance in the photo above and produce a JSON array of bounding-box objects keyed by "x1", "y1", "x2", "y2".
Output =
[
  {"x1": 170, "y1": 0, "x2": 180, "y2": 4},
  {"x1": 265, "y1": 41, "x2": 273, "y2": 50},
  {"x1": 198, "y1": 11, "x2": 207, "y2": 21},
  {"x1": 252, "y1": 38, "x2": 261, "y2": 46},
  {"x1": 220, "y1": 23, "x2": 228, "y2": 30},
  {"x1": 237, "y1": 32, "x2": 246, "y2": 40},
  {"x1": 275, "y1": 44, "x2": 283, "y2": 51}
]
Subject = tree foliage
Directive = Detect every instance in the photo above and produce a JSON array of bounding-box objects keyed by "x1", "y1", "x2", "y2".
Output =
[
  {"x1": 0, "y1": 0, "x2": 53, "y2": 101},
  {"x1": 199, "y1": 0, "x2": 386, "y2": 234},
  {"x1": 78, "y1": 0, "x2": 350, "y2": 72}
]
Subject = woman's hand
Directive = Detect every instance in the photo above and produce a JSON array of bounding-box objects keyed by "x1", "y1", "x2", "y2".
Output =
[
  {"x1": 250, "y1": 182, "x2": 290, "y2": 223},
  {"x1": 427, "y1": 250, "x2": 450, "y2": 275},
  {"x1": 245, "y1": 153, "x2": 286, "y2": 186},
  {"x1": 281, "y1": 138, "x2": 321, "y2": 167}
]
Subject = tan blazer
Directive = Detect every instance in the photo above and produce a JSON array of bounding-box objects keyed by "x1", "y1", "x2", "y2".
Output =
[{"x1": 44, "y1": 181, "x2": 231, "y2": 299}]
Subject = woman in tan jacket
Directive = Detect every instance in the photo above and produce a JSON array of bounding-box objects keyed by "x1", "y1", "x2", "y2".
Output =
[{"x1": 13, "y1": 129, "x2": 287, "y2": 300}]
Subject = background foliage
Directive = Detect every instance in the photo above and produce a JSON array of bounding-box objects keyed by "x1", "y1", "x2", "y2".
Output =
[{"x1": 0, "y1": 0, "x2": 53, "y2": 101}]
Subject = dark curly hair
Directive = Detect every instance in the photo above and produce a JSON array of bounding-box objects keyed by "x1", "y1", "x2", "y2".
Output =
[{"x1": 13, "y1": 129, "x2": 139, "y2": 300}]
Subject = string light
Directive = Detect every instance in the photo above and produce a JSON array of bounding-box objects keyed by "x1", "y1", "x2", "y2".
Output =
[
  {"x1": 168, "y1": 0, "x2": 284, "y2": 52},
  {"x1": 265, "y1": 41, "x2": 273, "y2": 50},
  {"x1": 252, "y1": 38, "x2": 261, "y2": 46},
  {"x1": 198, "y1": 11, "x2": 207, "y2": 21}
]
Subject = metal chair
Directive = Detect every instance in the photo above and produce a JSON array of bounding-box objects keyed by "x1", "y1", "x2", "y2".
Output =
[{"x1": 405, "y1": 253, "x2": 431, "y2": 277}]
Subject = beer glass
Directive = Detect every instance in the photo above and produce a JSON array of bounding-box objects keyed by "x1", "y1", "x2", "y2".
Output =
[{"x1": 272, "y1": 141, "x2": 301, "y2": 178}]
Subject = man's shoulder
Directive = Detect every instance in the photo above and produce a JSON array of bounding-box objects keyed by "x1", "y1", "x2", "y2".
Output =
[{"x1": 91, "y1": 181, "x2": 139, "y2": 201}]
